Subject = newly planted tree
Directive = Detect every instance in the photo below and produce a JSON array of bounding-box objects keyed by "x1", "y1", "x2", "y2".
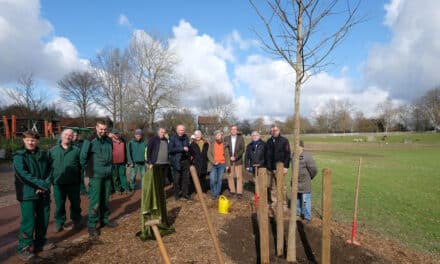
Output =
[{"x1": 250, "y1": 0, "x2": 363, "y2": 261}]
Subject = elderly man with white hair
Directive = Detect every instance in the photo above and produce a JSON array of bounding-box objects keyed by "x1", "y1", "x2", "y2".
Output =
[{"x1": 49, "y1": 129, "x2": 83, "y2": 232}]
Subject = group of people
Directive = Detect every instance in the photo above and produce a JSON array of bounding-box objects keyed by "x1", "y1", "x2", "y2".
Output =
[{"x1": 12, "y1": 120, "x2": 318, "y2": 261}]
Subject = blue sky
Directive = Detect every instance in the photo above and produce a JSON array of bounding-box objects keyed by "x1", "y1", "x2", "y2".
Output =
[{"x1": 1, "y1": 0, "x2": 439, "y2": 121}]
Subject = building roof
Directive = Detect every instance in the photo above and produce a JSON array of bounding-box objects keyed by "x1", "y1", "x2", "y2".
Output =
[{"x1": 198, "y1": 116, "x2": 218, "y2": 125}]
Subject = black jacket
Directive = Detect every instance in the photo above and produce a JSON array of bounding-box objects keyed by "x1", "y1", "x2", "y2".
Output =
[
  {"x1": 245, "y1": 139, "x2": 266, "y2": 169},
  {"x1": 265, "y1": 135, "x2": 291, "y2": 170},
  {"x1": 189, "y1": 140, "x2": 209, "y2": 175},
  {"x1": 147, "y1": 136, "x2": 168, "y2": 165},
  {"x1": 169, "y1": 134, "x2": 190, "y2": 170}
]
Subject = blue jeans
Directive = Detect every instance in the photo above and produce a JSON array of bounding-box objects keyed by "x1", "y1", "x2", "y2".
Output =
[
  {"x1": 297, "y1": 192, "x2": 312, "y2": 221},
  {"x1": 210, "y1": 164, "x2": 225, "y2": 198}
]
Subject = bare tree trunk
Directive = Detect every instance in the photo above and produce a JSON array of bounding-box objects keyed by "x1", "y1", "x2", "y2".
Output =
[{"x1": 287, "y1": 1, "x2": 303, "y2": 261}]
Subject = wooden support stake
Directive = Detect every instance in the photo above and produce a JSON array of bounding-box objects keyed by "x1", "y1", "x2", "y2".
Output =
[
  {"x1": 190, "y1": 165, "x2": 225, "y2": 264},
  {"x1": 145, "y1": 219, "x2": 171, "y2": 264},
  {"x1": 275, "y1": 162, "x2": 285, "y2": 257},
  {"x1": 322, "y1": 168, "x2": 332, "y2": 264},
  {"x1": 257, "y1": 167, "x2": 270, "y2": 264},
  {"x1": 347, "y1": 158, "x2": 362, "y2": 246}
]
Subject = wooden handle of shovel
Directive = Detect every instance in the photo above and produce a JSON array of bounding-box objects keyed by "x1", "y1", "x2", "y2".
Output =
[
  {"x1": 151, "y1": 225, "x2": 172, "y2": 264},
  {"x1": 190, "y1": 165, "x2": 225, "y2": 263}
]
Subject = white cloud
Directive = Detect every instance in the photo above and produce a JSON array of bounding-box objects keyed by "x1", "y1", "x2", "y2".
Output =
[
  {"x1": 234, "y1": 56, "x2": 391, "y2": 120},
  {"x1": 225, "y1": 30, "x2": 259, "y2": 51},
  {"x1": 118, "y1": 14, "x2": 131, "y2": 27},
  {"x1": 364, "y1": 0, "x2": 440, "y2": 100},
  {"x1": 0, "y1": 0, "x2": 86, "y2": 87},
  {"x1": 169, "y1": 20, "x2": 235, "y2": 108}
]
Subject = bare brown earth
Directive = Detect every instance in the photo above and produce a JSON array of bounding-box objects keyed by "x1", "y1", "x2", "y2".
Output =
[{"x1": 0, "y1": 163, "x2": 438, "y2": 263}]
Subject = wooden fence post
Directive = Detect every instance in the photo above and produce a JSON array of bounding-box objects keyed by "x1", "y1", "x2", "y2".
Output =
[
  {"x1": 2, "y1": 116, "x2": 10, "y2": 139},
  {"x1": 257, "y1": 168, "x2": 270, "y2": 263},
  {"x1": 322, "y1": 168, "x2": 332, "y2": 264},
  {"x1": 11, "y1": 115, "x2": 16, "y2": 139},
  {"x1": 276, "y1": 162, "x2": 285, "y2": 257}
]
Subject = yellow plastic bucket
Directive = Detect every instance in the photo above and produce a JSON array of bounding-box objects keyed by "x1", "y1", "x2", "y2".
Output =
[{"x1": 218, "y1": 195, "x2": 231, "y2": 214}]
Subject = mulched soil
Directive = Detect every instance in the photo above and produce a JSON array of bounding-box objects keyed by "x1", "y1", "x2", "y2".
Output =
[
  {"x1": 0, "y1": 163, "x2": 438, "y2": 264},
  {"x1": 32, "y1": 188, "x2": 438, "y2": 264}
]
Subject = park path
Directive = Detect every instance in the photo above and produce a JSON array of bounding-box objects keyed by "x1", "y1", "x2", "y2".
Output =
[{"x1": 0, "y1": 163, "x2": 144, "y2": 263}]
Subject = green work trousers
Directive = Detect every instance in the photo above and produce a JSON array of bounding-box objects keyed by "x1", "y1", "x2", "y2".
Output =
[
  {"x1": 88, "y1": 177, "x2": 112, "y2": 228},
  {"x1": 129, "y1": 163, "x2": 146, "y2": 190},
  {"x1": 112, "y1": 163, "x2": 127, "y2": 192},
  {"x1": 17, "y1": 198, "x2": 50, "y2": 252},
  {"x1": 53, "y1": 184, "x2": 81, "y2": 226},
  {"x1": 80, "y1": 169, "x2": 87, "y2": 194}
]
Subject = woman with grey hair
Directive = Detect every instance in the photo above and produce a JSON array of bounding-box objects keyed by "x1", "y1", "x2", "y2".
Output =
[{"x1": 189, "y1": 130, "x2": 210, "y2": 193}]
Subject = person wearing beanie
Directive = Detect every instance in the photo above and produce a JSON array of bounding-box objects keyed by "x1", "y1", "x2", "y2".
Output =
[{"x1": 127, "y1": 129, "x2": 147, "y2": 191}]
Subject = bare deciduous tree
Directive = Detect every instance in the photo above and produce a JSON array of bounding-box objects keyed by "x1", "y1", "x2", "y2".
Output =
[
  {"x1": 58, "y1": 71, "x2": 100, "y2": 127},
  {"x1": 376, "y1": 99, "x2": 398, "y2": 134},
  {"x1": 160, "y1": 109, "x2": 196, "y2": 133},
  {"x1": 128, "y1": 31, "x2": 185, "y2": 128},
  {"x1": 6, "y1": 73, "x2": 42, "y2": 110},
  {"x1": 250, "y1": 0, "x2": 363, "y2": 260},
  {"x1": 419, "y1": 87, "x2": 440, "y2": 129},
  {"x1": 5, "y1": 72, "x2": 48, "y2": 129},
  {"x1": 201, "y1": 94, "x2": 237, "y2": 127},
  {"x1": 93, "y1": 47, "x2": 132, "y2": 132}
]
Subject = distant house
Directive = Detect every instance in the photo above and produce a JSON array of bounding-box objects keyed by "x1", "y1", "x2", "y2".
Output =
[{"x1": 197, "y1": 116, "x2": 219, "y2": 135}]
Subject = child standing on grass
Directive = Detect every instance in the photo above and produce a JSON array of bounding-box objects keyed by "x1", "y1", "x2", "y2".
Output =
[{"x1": 13, "y1": 130, "x2": 55, "y2": 261}]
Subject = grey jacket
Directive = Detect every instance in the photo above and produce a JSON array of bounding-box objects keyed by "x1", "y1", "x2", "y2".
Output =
[{"x1": 296, "y1": 150, "x2": 317, "y2": 193}]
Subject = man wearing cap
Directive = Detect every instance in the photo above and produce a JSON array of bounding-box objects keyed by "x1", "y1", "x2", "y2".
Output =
[
  {"x1": 110, "y1": 129, "x2": 128, "y2": 194},
  {"x1": 295, "y1": 140, "x2": 317, "y2": 223},
  {"x1": 127, "y1": 129, "x2": 147, "y2": 191}
]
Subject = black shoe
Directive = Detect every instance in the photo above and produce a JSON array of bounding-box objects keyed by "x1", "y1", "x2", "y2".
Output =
[
  {"x1": 182, "y1": 195, "x2": 192, "y2": 201},
  {"x1": 102, "y1": 221, "x2": 118, "y2": 228},
  {"x1": 174, "y1": 195, "x2": 181, "y2": 201},
  {"x1": 34, "y1": 242, "x2": 56, "y2": 253},
  {"x1": 73, "y1": 221, "x2": 83, "y2": 230},
  {"x1": 88, "y1": 228, "x2": 100, "y2": 238},
  {"x1": 54, "y1": 224, "x2": 64, "y2": 233},
  {"x1": 18, "y1": 246, "x2": 34, "y2": 261}
]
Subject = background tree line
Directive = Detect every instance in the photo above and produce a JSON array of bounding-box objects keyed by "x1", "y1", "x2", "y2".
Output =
[{"x1": 1, "y1": 32, "x2": 439, "y2": 134}]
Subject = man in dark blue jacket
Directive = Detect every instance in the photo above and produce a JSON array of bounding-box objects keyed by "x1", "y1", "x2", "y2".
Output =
[{"x1": 169, "y1": 124, "x2": 190, "y2": 200}]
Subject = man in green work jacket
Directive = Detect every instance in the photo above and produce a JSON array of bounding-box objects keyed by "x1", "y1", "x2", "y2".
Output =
[
  {"x1": 127, "y1": 129, "x2": 147, "y2": 191},
  {"x1": 80, "y1": 121, "x2": 117, "y2": 237},
  {"x1": 13, "y1": 130, "x2": 55, "y2": 261},
  {"x1": 49, "y1": 128, "x2": 82, "y2": 232}
]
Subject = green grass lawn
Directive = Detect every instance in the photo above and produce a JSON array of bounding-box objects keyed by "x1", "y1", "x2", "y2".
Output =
[{"x1": 285, "y1": 135, "x2": 440, "y2": 256}]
